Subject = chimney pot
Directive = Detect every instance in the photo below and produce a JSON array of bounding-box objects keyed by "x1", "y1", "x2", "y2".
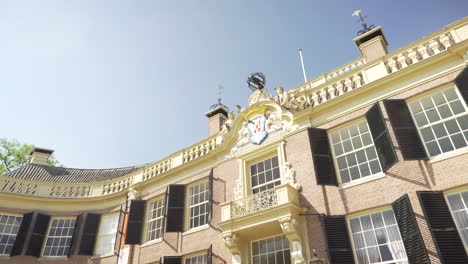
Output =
[{"x1": 353, "y1": 26, "x2": 389, "y2": 62}]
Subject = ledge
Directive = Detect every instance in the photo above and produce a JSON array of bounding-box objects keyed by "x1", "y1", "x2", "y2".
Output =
[
  {"x1": 339, "y1": 173, "x2": 386, "y2": 190},
  {"x1": 429, "y1": 147, "x2": 468, "y2": 164},
  {"x1": 183, "y1": 224, "x2": 210, "y2": 236}
]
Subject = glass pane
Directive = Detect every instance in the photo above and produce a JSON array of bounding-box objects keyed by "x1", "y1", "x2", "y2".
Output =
[
  {"x1": 340, "y1": 169, "x2": 350, "y2": 184},
  {"x1": 334, "y1": 143, "x2": 344, "y2": 156},
  {"x1": 367, "y1": 246, "x2": 381, "y2": 263},
  {"x1": 454, "y1": 211, "x2": 468, "y2": 228},
  {"x1": 445, "y1": 119, "x2": 461, "y2": 134},
  {"x1": 358, "y1": 122, "x2": 369, "y2": 133},
  {"x1": 366, "y1": 147, "x2": 377, "y2": 160},
  {"x1": 421, "y1": 127, "x2": 435, "y2": 142},
  {"x1": 433, "y1": 123, "x2": 448, "y2": 138},
  {"x1": 353, "y1": 233, "x2": 365, "y2": 249},
  {"x1": 426, "y1": 141, "x2": 441, "y2": 156},
  {"x1": 356, "y1": 150, "x2": 366, "y2": 163},
  {"x1": 375, "y1": 228, "x2": 387, "y2": 244},
  {"x1": 361, "y1": 216, "x2": 372, "y2": 230},
  {"x1": 439, "y1": 137, "x2": 454, "y2": 153},
  {"x1": 450, "y1": 100, "x2": 465, "y2": 115},
  {"x1": 350, "y1": 218, "x2": 362, "y2": 232},
  {"x1": 421, "y1": 97, "x2": 434, "y2": 110},
  {"x1": 350, "y1": 166, "x2": 360, "y2": 180},
  {"x1": 346, "y1": 153, "x2": 357, "y2": 166},
  {"x1": 387, "y1": 225, "x2": 401, "y2": 242},
  {"x1": 352, "y1": 136, "x2": 363, "y2": 149},
  {"x1": 444, "y1": 88, "x2": 457, "y2": 101},
  {"x1": 414, "y1": 113, "x2": 428, "y2": 127},
  {"x1": 458, "y1": 115, "x2": 468, "y2": 130},
  {"x1": 451, "y1": 133, "x2": 467, "y2": 149},
  {"x1": 438, "y1": 104, "x2": 453, "y2": 119},
  {"x1": 426, "y1": 108, "x2": 441, "y2": 122},
  {"x1": 350, "y1": 126, "x2": 359, "y2": 136},
  {"x1": 343, "y1": 140, "x2": 353, "y2": 152},
  {"x1": 341, "y1": 129, "x2": 350, "y2": 140},
  {"x1": 369, "y1": 160, "x2": 381, "y2": 174},
  {"x1": 337, "y1": 157, "x2": 347, "y2": 170},
  {"x1": 380, "y1": 245, "x2": 393, "y2": 261},
  {"x1": 362, "y1": 133, "x2": 372, "y2": 145},
  {"x1": 433, "y1": 93, "x2": 446, "y2": 105},
  {"x1": 371, "y1": 213, "x2": 384, "y2": 228},
  {"x1": 331, "y1": 132, "x2": 340, "y2": 143},
  {"x1": 356, "y1": 249, "x2": 369, "y2": 264},
  {"x1": 359, "y1": 163, "x2": 370, "y2": 177},
  {"x1": 382, "y1": 210, "x2": 396, "y2": 225},
  {"x1": 409, "y1": 101, "x2": 423, "y2": 114}
]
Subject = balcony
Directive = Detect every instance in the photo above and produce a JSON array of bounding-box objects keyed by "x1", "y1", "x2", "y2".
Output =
[{"x1": 219, "y1": 184, "x2": 303, "y2": 233}]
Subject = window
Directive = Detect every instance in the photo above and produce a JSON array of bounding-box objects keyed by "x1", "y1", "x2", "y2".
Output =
[
  {"x1": 146, "y1": 197, "x2": 165, "y2": 242},
  {"x1": 446, "y1": 191, "x2": 468, "y2": 253},
  {"x1": 330, "y1": 120, "x2": 382, "y2": 184},
  {"x1": 43, "y1": 218, "x2": 76, "y2": 257},
  {"x1": 349, "y1": 210, "x2": 408, "y2": 264},
  {"x1": 0, "y1": 214, "x2": 22, "y2": 256},
  {"x1": 188, "y1": 181, "x2": 210, "y2": 229},
  {"x1": 251, "y1": 235, "x2": 291, "y2": 264},
  {"x1": 95, "y1": 212, "x2": 119, "y2": 256},
  {"x1": 408, "y1": 87, "x2": 468, "y2": 157},
  {"x1": 250, "y1": 156, "x2": 281, "y2": 194},
  {"x1": 185, "y1": 253, "x2": 207, "y2": 264}
]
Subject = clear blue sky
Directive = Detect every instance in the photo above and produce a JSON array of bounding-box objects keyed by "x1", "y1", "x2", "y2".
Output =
[{"x1": 1, "y1": 0, "x2": 466, "y2": 169}]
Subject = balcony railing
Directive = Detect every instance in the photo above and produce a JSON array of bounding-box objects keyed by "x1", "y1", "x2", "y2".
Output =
[{"x1": 221, "y1": 184, "x2": 300, "y2": 221}]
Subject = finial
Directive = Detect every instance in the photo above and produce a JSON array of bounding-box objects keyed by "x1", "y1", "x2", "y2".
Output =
[{"x1": 352, "y1": 10, "x2": 375, "y2": 36}]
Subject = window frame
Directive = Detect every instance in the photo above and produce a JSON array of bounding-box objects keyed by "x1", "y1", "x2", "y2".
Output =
[
  {"x1": 328, "y1": 118, "x2": 384, "y2": 187},
  {"x1": 41, "y1": 216, "x2": 76, "y2": 258},
  {"x1": 0, "y1": 212, "x2": 23, "y2": 257},
  {"x1": 444, "y1": 187, "x2": 468, "y2": 255},
  {"x1": 185, "y1": 178, "x2": 211, "y2": 231},
  {"x1": 407, "y1": 84, "x2": 468, "y2": 159},
  {"x1": 94, "y1": 212, "x2": 120, "y2": 257},
  {"x1": 144, "y1": 195, "x2": 166, "y2": 243},
  {"x1": 346, "y1": 207, "x2": 409, "y2": 264},
  {"x1": 248, "y1": 155, "x2": 282, "y2": 195},
  {"x1": 238, "y1": 141, "x2": 286, "y2": 198},
  {"x1": 250, "y1": 234, "x2": 291, "y2": 264},
  {"x1": 183, "y1": 251, "x2": 208, "y2": 264}
]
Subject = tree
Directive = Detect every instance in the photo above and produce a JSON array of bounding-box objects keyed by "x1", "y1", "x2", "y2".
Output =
[{"x1": 0, "y1": 138, "x2": 60, "y2": 174}]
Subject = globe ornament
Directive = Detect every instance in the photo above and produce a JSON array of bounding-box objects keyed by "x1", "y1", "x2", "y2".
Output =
[{"x1": 247, "y1": 72, "x2": 266, "y2": 91}]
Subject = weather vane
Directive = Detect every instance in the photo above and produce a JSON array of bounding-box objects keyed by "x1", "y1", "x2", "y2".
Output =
[
  {"x1": 210, "y1": 83, "x2": 229, "y2": 110},
  {"x1": 352, "y1": 10, "x2": 375, "y2": 36}
]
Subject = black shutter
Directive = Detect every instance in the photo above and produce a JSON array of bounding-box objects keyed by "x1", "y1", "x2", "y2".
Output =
[
  {"x1": 366, "y1": 103, "x2": 398, "y2": 171},
  {"x1": 418, "y1": 191, "x2": 468, "y2": 264},
  {"x1": 26, "y1": 213, "x2": 50, "y2": 257},
  {"x1": 383, "y1": 100, "x2": 428, "y2": 160},
  {"x1": 67, "y1": 213, "x2": 84, "y2": 257},
  {"x1": 207, "y1": 244, "x2": 213, "y2": 264},
  {"x1": 208, "y1": 169, "x2": 214, "y2": 223},
  {"x1": 11, "y1": 212, "x2": 33, "y2": 256},
  {"x1": 308, "y1": 128, "x2": 338, "y2": 186},
  {"x1": 78, "y1": 213, "x2": 101, "y2": 255},
  {"x1": 166, "y1": 185, "x2": 186, "y2": 232},
  {"x1": 323, "y1": 216, "x2": 355, "y2": 264},
  {"x1": 455, "y1": 66, "x2": 468, "y2": 105},
  {"x1": 125, "y1": 199, "x2": 146, "y2": 245},
  {"x1": 392, "y1": 194, "x2": 430, "y2": 264},
  {"x1": 164, "y1": 256, "x2": 182, "y2": 264}
]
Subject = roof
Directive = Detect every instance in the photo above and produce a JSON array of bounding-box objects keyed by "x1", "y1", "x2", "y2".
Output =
[{"x1": 5, "y1": 164, "x2": 142, "y2": 184}]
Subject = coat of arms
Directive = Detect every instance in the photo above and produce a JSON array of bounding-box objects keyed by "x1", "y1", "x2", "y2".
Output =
[{"x1": 248, "y1": 115, "x2": 268, "y2": 145}]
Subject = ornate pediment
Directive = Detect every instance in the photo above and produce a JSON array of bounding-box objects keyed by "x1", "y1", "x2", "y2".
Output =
[{"x1": 215, "y1": 88, "x2": 299, "y2": 157}]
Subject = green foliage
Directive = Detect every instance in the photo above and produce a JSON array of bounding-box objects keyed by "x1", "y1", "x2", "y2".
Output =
[{"x1": 0, "y1": 138, "x2": 60, "y2": 174}]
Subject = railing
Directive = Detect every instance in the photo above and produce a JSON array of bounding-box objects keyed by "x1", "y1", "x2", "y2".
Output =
[
  {"x1": 142, "y1": 157, "x2": 172, "y2": 181},
  {"x1": 182, "y1": 137, "x2": 218, "y2": 163},
  {"x1": 231, "y1": 189, "x2": 278, "y2": 218},
  {"x1": 384, "y1": 32, "x2": 455, "y2": 74},
  {"x1": 221, "y1": 184, "x2": 300, "y2": 221},
  {"x1": 325, "y1": 58, "x2": 366, "y2": 81},
  {"x1": 290, "y1": 24, "x2": 465, "y2": 112}
]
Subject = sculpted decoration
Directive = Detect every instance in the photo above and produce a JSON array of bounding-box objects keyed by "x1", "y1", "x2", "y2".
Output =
[
  {"x1": 283, "y1": 162, "x2": 301, "y2": 190},
  {"x1": 279, "y1": 216, "x2": 305, "y2": 264}
]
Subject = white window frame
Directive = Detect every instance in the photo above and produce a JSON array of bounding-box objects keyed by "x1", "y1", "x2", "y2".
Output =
[
  {"x1": 0, "y1": 213, "x2": 23, "y2": 256},
  {"x1": 250, "y1": 234, "x2": 291, "y2": 264},
  {"x1": 144, "y1": 196, "x2": 165, "y2": 243},
  {"x1": 407, "y1": 85, "x2": 468, "y2": 159},
  {"x1": 347, "y1": 208, "x2": 408, "y2": 264},
  {"x1": 42, "y1": 217, "x2": 76, "y2": 258},
  {"x1": 183, "y1": 252, "x2": 208, "y2": 264},
  {"x1": 329, "y1": 119, "x2": 383, "y2": 186},
  {"x1": 445, "y1": 189, "x2": 468, "y2": 255},
  {"x1": 248, "y1": 155, "x2": 282, "y2": 194},
  {"x1": 186, "y1": 179, "x2": 210, "y2": 230},
  {"x1": 94, "y1": 212, "x2": 120, "y2": 256}
]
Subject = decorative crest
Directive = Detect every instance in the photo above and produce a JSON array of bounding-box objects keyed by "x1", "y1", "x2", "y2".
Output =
[
  {"x1": 352, "y1": 10, "x2": 375, "y2": 36},
  {"x1": 247, "y1": 72, "x2": 266, "y2": 91}
]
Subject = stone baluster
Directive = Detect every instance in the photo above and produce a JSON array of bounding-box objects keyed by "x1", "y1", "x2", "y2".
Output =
[
  {"x1": 417, "y1": 44, "x2": 430, "y2": 60},
  {"x1": 428, "y1": 40, "x2": 441, "y2": 55},
  {"x1": 326, "y1": 86, "x2": 335, "y2": 100},
  {"x1": 344, "y1": 77, "x2": 353, "y2": 91},
  {"x1": 386, "y1": 58, "x2": 399, "y2": 73},
  {"x1": 396, "y1": 54, "x2": 409, "y2": 69},
  {"x1": 352, "y1": 74, "x2": 363, "y2": 88},
  {"x1": 318, "y1": 89, "x2": 327, "y2": 103},
  {"x1": 406, "y1": 49, "x2": 419, "y2": 65}
]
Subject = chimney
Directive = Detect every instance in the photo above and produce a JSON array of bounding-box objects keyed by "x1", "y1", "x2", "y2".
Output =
[
  {"x1": 30, "y1": 147, "x2": 54, "y2": 165},
  {"x1": 205, "y1": 105, "x2": 229, "y2": 137},
  {"x1": 354, "y1": 26, "x2": 389, "y2": 62}
]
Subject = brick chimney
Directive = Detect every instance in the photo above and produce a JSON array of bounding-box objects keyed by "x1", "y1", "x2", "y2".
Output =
[
  {"x1": 205, "y1": 105, "x2": 229, "y2": 137},
  {"x1": 354, "y1": 26, "x2": 389, "y2": 62},
  {"x1": 30, "y1": 147, "x2": 54, "y2": 165}
]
